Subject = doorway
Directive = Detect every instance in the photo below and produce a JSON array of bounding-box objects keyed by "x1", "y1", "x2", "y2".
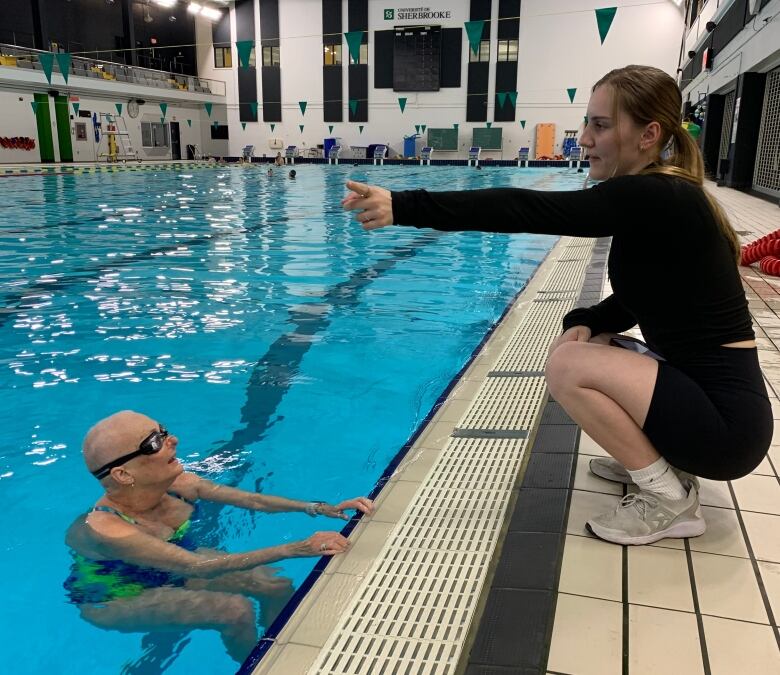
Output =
[{"x1": 170, "y1": 122, "x2": 181, "y2": 160}]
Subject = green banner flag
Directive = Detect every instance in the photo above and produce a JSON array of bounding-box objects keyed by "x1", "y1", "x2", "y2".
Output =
[
  {"x1": 421, "y1": 125, "x2": 426, "y2": 132},
  {"x1": 31, "y1": 101, "x2": 39, "y2": 115},
  {"x1": 159, "y1": 102, "x2": 168, "y2": 118},
  {"x1": 486, "y1": 122, "x2": 492, "y2": 129},
  {"x1": 344, "y1": 31, "x2": 364, "y2": 64},
  {"x1": 241, "y1": 122, "x2": 246, "y2": 130},
  {"x1": 520, "y1": 120, "x2": 526, "y2": 129},
  {"x1": 38, "y1": 52, "x2": 54, "y2": 84},
  {"x1": 464, "y1": 20, "x2": 484, "y2": 56},
  {"x1": 358, "y1": 125, "x2": 364, "y2": 134},
  {"x1": 398, "y1": 97, "x2": 407, "y2": 113},
  {"x1": 55, "y1": 53, "x2": 71, "y2": 83},
  {"x1": 270, "y1": 124, "x2": 275, "y2": 132},
  {"x1": 415, "y1": 124, "x2": 420, "y2": 134},
  {"x1": 453, "y1": 123, "x2": 458, "y2": 131},
  {"x1": 349, "y1": 99, "x2": 358, "y2": 115},
  {"x1": 328, "y1": 125, "x2": 334, "y2": 134},
  {"x1": 299, "y1": 124, "x2": 304, "y2": 132},
  {"x1": 567, "y1": 88, "x2": 577, "y2": 103},
  {"x1": 508, "y1": 91, "x2": 517, "y2": 108},
  {"x1": 249, "y1": 101, "x2": 258, "y2": 117},
  {"x1": 595, "y1": 7, "x2": 617, "y2": 45},
  {"x1": 497, "y1": 92, "x2": 507, "y2": 108},
  {"x1": 299, "y1": 101, "x2": 307, "y2": 115},
  {"x1": 236, "y1": 40, "x2": 253, "y2": 68},
  {"x1": 161, "y1": 117, "x2": 166, "y2": 124},
  {"x1": 205, "y1": 103, "x2": 213, "y2": 117},
  {"x1": 72, "y1": 102, "x2": 80, "y2": 116},
  {"x1": 186, "y1": 119, "x2": 192, "y2": 127},
  {"x1": 115, "y1": 103, "x2": 123, "y2": 116}
]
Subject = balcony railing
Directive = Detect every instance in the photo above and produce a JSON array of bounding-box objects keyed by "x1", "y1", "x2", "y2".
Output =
[{"x1": 0, "y1": 43, "x2": 226, "y2": 97}]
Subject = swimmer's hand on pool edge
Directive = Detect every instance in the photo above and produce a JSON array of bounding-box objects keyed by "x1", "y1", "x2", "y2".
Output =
[
  {"x1": 294, "y1": 531, "x2": 351, "y2": 557},
  {"x1": 342, "y1": 180, "x2": 394, "y2": 230}
]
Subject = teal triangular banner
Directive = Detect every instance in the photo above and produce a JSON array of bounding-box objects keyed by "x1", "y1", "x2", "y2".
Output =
[
  {"x1": 241, "y1": 122, "x2": 246, "y2": 130},
  {"x1": 421, "y1": 124, "x2": 426, "y2": 132},
  {"x1": 186, "y1": 119, "x2": 192, "y2": 127},
  {"x1": 398, "y1": 97, "x2": 407, "y2": 113},
  {"x1": 159, "y1": 102, "x2": 168, "y2": 118},
  {"x1": 31, "y1": 101, "x2": 39, "y2": 115},
  {"x1": 115, "y1": 103, "x2": 122, "y2": 116},
  {"x1": 328, "y1": 125, "x2": 334, "y2": 133},
  {"x1": 344, "y1": 31, "x2": 364, "y2": 63},
  {"x1": 161, "y1": 116, "x2": 165, "y2": 124},
  {"x1": 72, "y1": 102, "x2": 80, "y2": 115},
  {"x1": 508, "y1": 91, "x2": 517, "y2": 108},
  {"x1": 205, "y1": 103, "x2": 213, "y2": 117},
  {"x1": 453, "y1": 123, "x2": 459, "y2": 131},
  {"x1": 270, "y1": 124, "x2": 275, "y2": 132},
  {"x1": 520, "y1": 120, "x2": 526, "y2": 129},
  {"x1": 213, "y1": 121, "x2": 219, "y2": 128},
  {"x1": 236, "y1": 40, "x2": 253, "y2": 68},
  {"x1": 415, "y1": 124, "x2": 420, "y2": 134},
  {"x1": 249, "y1": 101, "x2": 258, "y2": 117},
  {"x1": 486, "y1": 122, "x2": 492, "y2": 129},
  {"x1": 497, "y1": 92, "x2": 507, "y2": 108},
  {"x1": 567, "y1": 88, "x2": 577, "y2": 103},
  {"x1": 299, "y1": 101, "x2": 307, "y2": 115},
  {"x1": 55, "y1": 53, "x2": 71, "y2": 83},
  {"x1": 299, "y1": 124, "x2": 304, "y2": 132},
  {"x1": 349, "y1": 99, "x2": 358, "y2": 115},
  {"x1": 595, "y1": 7, "x2": 617, "y2": 45},
  {"x1": 358, "y1": 125, "x2": 364, "y2": 134},
  {"x1": 464, "y1": 20, "x2": 484, "y2": 56},
  {"x1": 39, "y1": 52, "x2": 54, "y2": 84}
]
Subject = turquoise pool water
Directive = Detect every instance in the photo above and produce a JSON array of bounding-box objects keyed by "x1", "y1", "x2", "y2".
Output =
[{"x1": 0, "y1": 165, "x2": 580, "y2": 674}]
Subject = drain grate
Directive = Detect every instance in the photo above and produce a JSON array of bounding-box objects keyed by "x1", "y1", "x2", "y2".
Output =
[{"x1": 298, "y1": 237, "x2": 597, "y2": 675}]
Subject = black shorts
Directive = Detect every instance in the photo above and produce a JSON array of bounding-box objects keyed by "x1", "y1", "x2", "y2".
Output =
[{"x1": 641, "y1": 346, "x2": 773, "y2": 480}]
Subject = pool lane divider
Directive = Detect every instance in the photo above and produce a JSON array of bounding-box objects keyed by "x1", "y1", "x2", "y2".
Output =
[{"x1": 0, "y1": 162, "x2": 215, "y2": 177}]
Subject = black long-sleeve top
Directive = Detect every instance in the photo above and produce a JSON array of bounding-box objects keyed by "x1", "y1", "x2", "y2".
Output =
[{"x1": 391, "y1": 173, "x2": 754, "y2": 363}]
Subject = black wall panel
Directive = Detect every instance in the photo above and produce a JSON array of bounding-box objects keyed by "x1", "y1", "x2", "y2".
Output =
[
  {"x1": 262, "y1": 67, "x2": 282, "y2": 121},
  {"x1": 348, "y1": 0, "x2": 368, "y2": 122},
  {"x1": 0, "y1": 3, "x2": 35, "y2": 47},
  {"x1": 712, "y1": 0, "x2": 747, "y2": 52},
  {"x1": 211, "y1": 9, "x2": 231, "y2": 46},
  {"x1": 323, "y1": 65, "x2": 343, "y2": 122},
  {"x1": 348, "y1": 0, "x2": 368, "y2": 31},
  {"x1": 259, "y1": 0, "x2": 280, "y2": 41},
  {"x1": 494, "y1": 61, "x2": 518, "y2": 121},
  {"x1": 236, "y1": 0, "x2": 257, "y2": 123},
  {"x1": 498, "y1": 0, "x2": 520, "y2": 39},
  {"x1": 323, "y1": 0, "x2": 342, "y2": 37},
  {"x1": 467, "y1": 62, "x2": 489, "y2": 122},
  {"x1": 726, "y1": 72, "x2": 767, "y2": 189},
  {"x1": 374, "y1": 30, "x2": 394, "y2": 88},
  {"x1": 471, "y1": 0, "x2": 492, "y2": 20},
  {"x1": 440, "y1": 28, "x2": 462, "y2": 88}
]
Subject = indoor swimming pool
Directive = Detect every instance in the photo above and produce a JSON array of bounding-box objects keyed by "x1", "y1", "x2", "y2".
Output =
[{"x1": 0, "y1": 164, "x2": 583, "y2": 674}]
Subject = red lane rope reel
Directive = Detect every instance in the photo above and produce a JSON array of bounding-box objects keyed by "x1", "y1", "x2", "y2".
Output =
[
  {"x1": 741, "y1": 228, "x2": 780, "y2": 266},
  {"x1": 0, "y1": 137, "x2": 36, "y2": 151},
  {"x1": 760, "y1": 256, "x2": 780, "y2": 277}
]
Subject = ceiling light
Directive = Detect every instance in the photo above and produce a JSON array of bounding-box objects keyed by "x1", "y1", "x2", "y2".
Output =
[
  {"x1": 153, "y1": 0, "x2": 177, "y2": 8},
  {"x1": 201, "y1": 7, "x2": 221, "y2": 20},
  {"x1": 187, "y1": 2, "x2": 201, "y2": 13}
]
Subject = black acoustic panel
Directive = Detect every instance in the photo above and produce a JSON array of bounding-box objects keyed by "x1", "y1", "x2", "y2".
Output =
[
  {"x1": 235, "y1": 0, "x2": 254, "y2": 40},
  {"x1": 495, "y1": 60, "x2": 516, "y2": 91},
  {"x1": 728, "y1": 71, "x2": 767, "y2": 189},
  {"x1": 348, "y1": 64, "x2": 368, "y2": 99},
  {"x1": 323, "y1": 66, "x2": 342, "y2": 122},
  {"x1": 259, "y1": 0, "x2": 279, "y2": 41},
  {"x1": 491, "y1": 532, "x2": 561, "y2": 590},
  {"x1": 467, "y1": 93, "x2": 488, "y2": 122},
  {"x1": 211, "y1": 9, "x2": 231, "y2": 46},
  {"x1": 713, "y1": 0, "x2": 747, "y2": 52},
  {"x1": 210, "y1": 124, "x2": 229, "y2": 140},
  {"x1": 507, "y1": 488, "x2": 569, "y2": 532},
  {"x1": 440, "y1": 28, "x2": 462, "y2": 88},
  {"x1": 497, "y1": 17, "x2": 519, "y2": 40},
  {"x1": 470, "y1": 0, "x2": 492, "y2": 21},
  {"x1": 374, "y1": 29, "x2": 394, "y2": 88},
  {"x1": 522, "y1": 453, "x2": 574, "y2": 489},
  {"x1": 323, "y1": 100, "x2": 342, "y2": 122},
  {"x1": 322, "y1": 0, "x2": 342, "y2": 37},
  {"x1": 498, "y1": 0, "x2": 520, "y2": 17},
  {"x1": 467, "y1": 588, "x2": 551, "y2": 668},
  {"x1": 349, "y1": 98, "x2": 368, "y2": 123},
  {"x1": 0, "y1": 3, "x2": 35, "y2": 48},
  {"x1": 468, "y1": 61, "x2": 489, "y2": 93},
  {"x1": 348, "y1": 0, "x2": 368, "y2": 31},
  {"x1": 263, "y1": 102, "x2": 282, "y2": 122},
  {"x1": 261, "y1": 66, "x2": 281, "y2": 121},
  {"x1": 238, "y1": 67, "x2": 258, "y2": 121}
]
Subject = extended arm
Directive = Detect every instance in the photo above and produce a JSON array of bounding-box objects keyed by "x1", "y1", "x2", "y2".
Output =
[{"x1": 562, "y1": 294, "x2": 637, "y2": 337}]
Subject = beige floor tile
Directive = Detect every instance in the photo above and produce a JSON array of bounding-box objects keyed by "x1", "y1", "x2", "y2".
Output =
[
  {"x1": 413, "y1": 420, "x2": 453, "y2": 451},
  {"x1": 628, "y1": 604, "x2": 704, "y2": 675},
  {"x1": 731, "y1": 474, "x2": 780, "y2": 515},
  {"x1": 558, "y1": 534, "x2": 622, "y2": 601},
  {"x1": 577, "y1": 432, "x2": 610, "y2": 456},
  {"x1": 448, "y1": 378, "x2": 482, "y2": 401},
  {"x1": 698, "y1": 479, "x2": 734, "y2": 509},
  {"x1": 547, "y1": 593, "x2": 622, "y2": 675},
  {"x1": 628, "y1": 546, "x2": 693, "y2": 612},
  {"x1": 572, "y1": 454, "x2": 623, "y2": 496},
  {"x1": 390, "y1": 447, "x2": 440, "y2": 482},
  {"x1": 752, "y1": 456, "x2": 776, "y2": 477},
  {"x1": 757, "y1": 560, "x2": 780, "y2": 625},
  {"x1": 702, "y1": 616, "x2": 780, "y2": 675},
  {"x1": 324, "y1": 520, "x2": 396, "y2": 576},
  {"x1": 433, "y1": 397, "x2": 473, "y2": 424},
  {"x1": 687, "y1": 506, "x2": 749, "y2": 558},
  {"x1": 742, "y1": 511, "x2": 780, "y2": 563},
  {"x1": 370, "y1": 479, "x2": 421, "y2": 523},
  {"x1": 692, "y1": 551, "x2": 769, "y2": 624},
  {"x1": 566, "y1": 489, "x2": 621, "y2": 538},
  {"x1": 251, "y1": 642, "x2": 321, "y2": 675}
]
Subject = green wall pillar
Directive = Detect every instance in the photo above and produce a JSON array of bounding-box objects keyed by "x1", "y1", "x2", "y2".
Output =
[
  {"x1": 54, "y1": 95, "x2": 73, "y2": 162},
  {"x1": 33, "y1": 93, "x2": 55, "y2": 162}
]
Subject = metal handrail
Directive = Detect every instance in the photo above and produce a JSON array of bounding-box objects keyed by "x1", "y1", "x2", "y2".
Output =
[{"x1": 0, "y1": 42, "x2": 226, "y2": 96}]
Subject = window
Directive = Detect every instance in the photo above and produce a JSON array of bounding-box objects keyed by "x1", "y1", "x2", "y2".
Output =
[
  {"x1": 141, "y1": 122, "x2": 169, "y2": 148},
  {"x1": 469, "y1": 40, "x2": 490, "y2": 63},
  {"x1": 214, "y1": 46, "x2": 232, "y2": 68},
  {"x1": 349, "y1": 43, "x2": 368, "y2": 65},
  {"x1": 262, "y1": 46, "x2": 280, "y2": 66},
  {"x1": 323, "y1": 44, "x2": 342, "y2": 66},
  {"x1": 497, "y1": 39, "x2": 518, "y2": 62}
]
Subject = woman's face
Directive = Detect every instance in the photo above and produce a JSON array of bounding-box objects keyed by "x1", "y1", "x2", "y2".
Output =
[{"x1": 579, "y1": 85, "x2": 648, "y2": 180}]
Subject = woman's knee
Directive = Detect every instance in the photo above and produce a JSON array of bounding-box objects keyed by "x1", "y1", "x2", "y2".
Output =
[{"x1": 545, "y1": 341, "x2": 585, "y2": 393}]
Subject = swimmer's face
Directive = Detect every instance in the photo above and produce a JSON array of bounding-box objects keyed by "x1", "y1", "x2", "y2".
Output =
[{"x1": 580, "y1": 85, "x2": 647, "y2": 180}]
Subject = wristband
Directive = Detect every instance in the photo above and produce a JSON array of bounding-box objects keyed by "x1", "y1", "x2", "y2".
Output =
[{"x1": 305, "y1": 501, "x2": 326, "y2": 517}]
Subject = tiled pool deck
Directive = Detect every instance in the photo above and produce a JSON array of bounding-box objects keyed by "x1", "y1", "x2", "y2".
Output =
[{"x1": 248, "y1": 183, "x2": 780, "y2": 675}]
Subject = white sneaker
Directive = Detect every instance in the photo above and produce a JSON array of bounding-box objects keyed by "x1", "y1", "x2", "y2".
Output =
[
  {"x1": 589, "y1": 457, "x2": 699, "y2": 488},
  {"x1": 586, "y1": 480, "x2": 706, "y2": 545}
]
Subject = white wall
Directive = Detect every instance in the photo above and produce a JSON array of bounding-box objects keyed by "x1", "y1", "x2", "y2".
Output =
[{"x1": 222, "y1": 0, "x2": 684, "y2": 159}]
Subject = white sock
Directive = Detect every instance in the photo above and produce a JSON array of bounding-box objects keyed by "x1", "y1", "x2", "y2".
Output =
[{"x1": 628, "y1": 457, "x2": 687, "y2": 500}]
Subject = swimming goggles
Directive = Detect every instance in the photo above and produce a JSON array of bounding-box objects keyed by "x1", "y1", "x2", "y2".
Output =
[{"x1": 91, "y1": 426, "x2": 170, "y2": 479}]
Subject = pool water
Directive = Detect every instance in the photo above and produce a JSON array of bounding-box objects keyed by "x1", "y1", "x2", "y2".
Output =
[{"x1": 0, "y1": 165, "x2": 581, "y2": 674}]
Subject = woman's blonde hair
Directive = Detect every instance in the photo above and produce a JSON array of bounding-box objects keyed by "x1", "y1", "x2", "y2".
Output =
[{"x1": 593, "y1": 65, "x2": 741, "y2": 264}]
